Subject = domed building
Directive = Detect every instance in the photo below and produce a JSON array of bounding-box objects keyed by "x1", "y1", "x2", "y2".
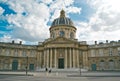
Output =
[
  {"x1": 50, "y1": 10, "x2": 76, "y2": 39},
  {"x1": 0, "y1": 10, "x2": 120, "y2": 71},
  {"x1": 37, "y1": 10, "x2": 88, "y2": 69}
]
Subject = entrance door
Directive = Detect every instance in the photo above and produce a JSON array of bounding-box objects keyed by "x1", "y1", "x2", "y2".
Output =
[
  {"x1": 58, "y1": 58, "x2": 64, "y2": 69},
  {"x1": 100, "y1": 62, "x2": 105, "y2": 70},
  {"x1": 12, "y1": 60, "x2": 18, "y2": 71},
  {"x1": 29, "y1": 64, "x2": 34, "y2": 70},
  {"x1": 91, "y1": 64, "x2": 96, "y2": 71},
  {"x1": 109, "y1": 60, "x2": 114, "y2": 70}
]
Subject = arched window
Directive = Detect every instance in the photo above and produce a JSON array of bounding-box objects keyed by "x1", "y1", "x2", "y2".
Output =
[
  {"x1": 51, "y1": 32, "x2": 55, "y2": 38},
  {"x1": 59, "y1": 31, "x2": 65, "y2": 37},
  {"x1": 100, "y1": 60, "x2": 104, "y2": 62},
  {"x1": 70, "y1": 32, "x2": 74, "y2": 39},
  {"x1": 109, "y1": 59, "x2": 113, "y2": 62}
]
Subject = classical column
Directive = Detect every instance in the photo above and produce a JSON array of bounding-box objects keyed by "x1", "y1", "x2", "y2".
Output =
[
  {"x1": 69, "y1": 48, "x2": 72, "y2": 68},
  {"x1": 47, "y1": 48, "x2": 49, "y2": 68},
  {"x1": 65, "y1": 48, "x2": 67, "y2": 68},
  {"x1": 50, "y1": 48, "x2": 52, "y2": 68},
  {"x1": 40, "y1": 52, "x2": 42, "y2": 68},
  {"x1": 44, "y1": 50, "x2": 46, "y2": 67},
  {"x1": 54, "y1": 48, "x2": 57, "y2": 68},
  {"x1": 77, "y1": 49, "x2": 79, "y2": 68},
  {"x1": 73, "y1": 48, "x2": 75, "y2": 68}
]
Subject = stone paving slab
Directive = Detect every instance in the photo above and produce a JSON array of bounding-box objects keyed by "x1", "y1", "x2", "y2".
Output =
[
  {"x1": 1, "y1": 71, "x2": 120, "y2": 77},
  {"x1": 0, "y1": 71, "x2": 33, "y2": 76}
]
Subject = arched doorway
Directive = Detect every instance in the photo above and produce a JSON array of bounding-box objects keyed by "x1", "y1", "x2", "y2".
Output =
[
  {"x1": 99, "y1": 60, "x2": 105, "y2": 70},
  {"x1": 58, "y1": 58, "x2": 64, "y2": 69},
  {"x1": 91, "y1": 64, "x2": 96, "y2": 71},
  {"x1": 12, "y1": 60, "x2": 18, "y2": 71},
  {"x1": 109, "y1": 59, "x2": 114, "y2": 70},
  {"x1": 29, "y1": 64, "x2": 34, "y2": 71}
]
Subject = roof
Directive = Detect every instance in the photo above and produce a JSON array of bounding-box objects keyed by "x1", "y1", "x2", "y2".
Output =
[{"x1": 51, "y1": 10, "x2": 74, "y2": 27}]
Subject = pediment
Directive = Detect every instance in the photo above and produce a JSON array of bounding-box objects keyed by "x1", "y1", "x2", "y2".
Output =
[{"x1": 44, "y1": 37, "x2": 77, "y2": 44}]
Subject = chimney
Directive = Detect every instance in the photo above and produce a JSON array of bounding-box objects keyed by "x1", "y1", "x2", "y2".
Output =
[
  {"x1": 95, "y1": 41, "x2": 97, "y2": 45},
  {"x1": 12, "y1": 40, "x2": 14, "y2": 44},
  {"x1": 20, "y1": 41, "x2": 22, "y2": 45},
  {"x1": 106, "y1": 40, "x2": 108, "y2": 43}
]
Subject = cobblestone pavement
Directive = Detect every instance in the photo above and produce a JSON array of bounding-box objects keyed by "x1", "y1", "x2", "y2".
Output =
[
  {"x1": 0, "y1": 71, "x2": 120, "y2": 81},
  {"x1": 0, "y1": 74, "x2": 120, "y2": 81}
]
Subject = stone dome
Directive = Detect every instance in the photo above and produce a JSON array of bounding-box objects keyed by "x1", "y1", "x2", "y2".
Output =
[{"x1": 51, "y1": 10, "x2": 74, "y2": 27}]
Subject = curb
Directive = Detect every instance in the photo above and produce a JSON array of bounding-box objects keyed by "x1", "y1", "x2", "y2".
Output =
[
  {"x1": 0, "y1": 74, "x2": 33, "y2": 76},
  {"x1": 67, "y1": 75, "x2": 120, "y2": 77}
]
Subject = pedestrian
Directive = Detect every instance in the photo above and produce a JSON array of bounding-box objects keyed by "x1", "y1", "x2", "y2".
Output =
[
  {"x1": 45, "y1": 68, "x2": 48, "y2": 72},
  {"x1": 49, "y1": 69, "x2": 51, "y2": 73}
]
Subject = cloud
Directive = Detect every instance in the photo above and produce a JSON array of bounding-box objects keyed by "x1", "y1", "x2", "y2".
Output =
[
  {"x1": 49, "y1": 0, "x2": 81, "y2": 21},
  {"x1": 0, "y1": 0, "x2": 81, "y2": 44},
  {"x1": 66, "y1": 7, "x2": 81, "y2": 14},
  {"x1": 76, "y1": 21, "x2": 90, "y2": 41},
  {"x1": 2, "y1": 0, "x2": 119, "y2": 45},
  {"x1": 75, "y1": 0, "x2": 120, "y2": 42},
  {"x1": 0, "y1": 35, "x2": 12, "y2": 42},
  {"x1": 3, "y1": 0, "x2": 50, "y2": 42},
  {"x1": 40, "y1": 0, "x2": 53, "y2": 4},
  {"x1": 0, "y1": 7, "x2": 4, "y2": 15}
]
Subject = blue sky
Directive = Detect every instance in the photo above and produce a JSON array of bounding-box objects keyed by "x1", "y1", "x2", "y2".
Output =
[{"x1": 0, "y1": 0, "x2": 120, "y2": 44}]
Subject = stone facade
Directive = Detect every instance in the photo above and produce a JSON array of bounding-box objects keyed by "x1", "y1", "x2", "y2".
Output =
[
  {"x1": 0, "y1": 41, "x2": 37, "y2": 71},
  {"x1": 88, "y1": 41, "x2": 120, "y2": 71},
  {"x1": 0, "y1": 10, "x2": 120, "y2": 71}
]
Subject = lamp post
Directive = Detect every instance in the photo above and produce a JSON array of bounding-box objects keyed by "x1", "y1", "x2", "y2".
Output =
[
  {"x1": 79, "y1": 61, "x2": 82, "y2": 76},
  {"x1": 26, "y1": 56, "x2": 28, "y2": 76}
]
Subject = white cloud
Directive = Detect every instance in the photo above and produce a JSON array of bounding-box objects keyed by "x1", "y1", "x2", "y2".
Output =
[
  {"x1": 49, "y1": 0, "x2": 81, "y2": 21},
  {"x1": 66, "y1": 7, "x2": 81, "y2": 14},
  {"x1": 0, "y1": 7, "x2": 4, "y2": 15},
  {"x1": 40, "y1": 0, "x2": 53, "y2": 4},
  {"x1": 0, "y1": 35, "x2": 12, "y2": 42},
  {"x1": 0, "y1": 0, "x2": 81, "y2": 44},
  {"x1": 4, "y1": 0, "x2": 50, "y2": 42},
  {"x1": 4, "y1": 0, "x2": 119, "y2": 44},
  {"x1": 75, "y1": 0, "x2": 120, "y2": 42}
]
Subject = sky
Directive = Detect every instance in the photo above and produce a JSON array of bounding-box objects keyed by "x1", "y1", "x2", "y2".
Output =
[{"x1": 0, "y1": 0, "x2": 120, "y2": 45}]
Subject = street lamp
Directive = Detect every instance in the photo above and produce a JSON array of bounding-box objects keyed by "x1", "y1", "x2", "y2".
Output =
[
  {"x1": 26, "y1": 56, "x2": 28, "y2": 76},
  {"x1": 79, "y1": 61, "x2": 82, "y2": 76}
]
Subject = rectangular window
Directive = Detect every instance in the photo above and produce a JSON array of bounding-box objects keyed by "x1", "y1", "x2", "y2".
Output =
[
  {"x1": 99, "y1": 49, "x2": 103, "y2": 56},
  {"x1": 109, "y1": 48, "x2": 112, "y2": 56},
  {"x1": 91, "y1": 50, "x2": 95, "y2": 57},
  {"x1": 118, "y1": 47, "x2": 120, "y2": 56},
  {"x1": 14, "y1": 49, "x2": 18, "y2": 56},
  {"x1": 6, "y1": 49, "x2": 9, "y2": 56},
  {"x1": 30, "y1": 50, "x2": 35, "y2": 57},
  {"x1": 0, "y1": 48, "x2": 2, "y2": 55},
  {"x1": 22, "y1": 50, "x2": 26, "y2": 57}
]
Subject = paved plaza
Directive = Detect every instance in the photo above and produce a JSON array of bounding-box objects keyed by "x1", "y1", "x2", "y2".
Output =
[{"x1": 0, "y1": 71, "x2": 120, "y2": 81}]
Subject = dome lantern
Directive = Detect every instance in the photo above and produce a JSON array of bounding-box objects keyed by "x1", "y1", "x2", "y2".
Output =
[{"x1": 60, "y1": 9, "x2": 65, "y2": 18}]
